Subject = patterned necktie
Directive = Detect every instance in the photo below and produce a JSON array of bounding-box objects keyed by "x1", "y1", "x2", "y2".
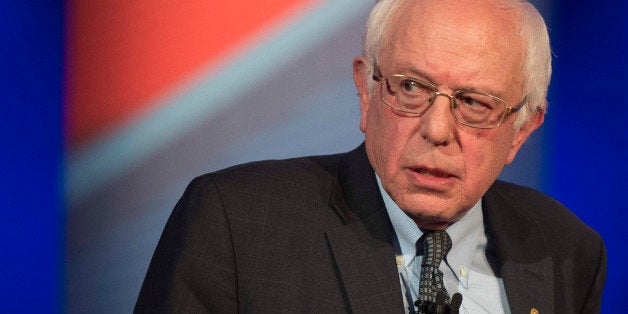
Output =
[{"x1": 417, "y1": 230, "x2": 452, "y2": 309}]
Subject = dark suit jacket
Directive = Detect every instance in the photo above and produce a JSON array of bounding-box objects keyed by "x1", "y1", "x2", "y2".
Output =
[{"x1": 135, "y1": 144, "x2": 606, "y2": 313}]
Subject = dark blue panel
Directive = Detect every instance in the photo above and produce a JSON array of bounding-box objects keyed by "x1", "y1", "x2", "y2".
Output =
[
  {"x1": 547, "y1": 0, "x2": 627, "y2": 312},
  {"x1": 0, "y1": 1, "x2": 63, "y2": 313}
]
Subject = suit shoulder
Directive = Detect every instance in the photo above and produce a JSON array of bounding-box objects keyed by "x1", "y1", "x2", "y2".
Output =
[
  {"x1": 188, "y1": 153, "x2": 344, "y2": 204},
  {"x1": 200, "y1": 153, "x2": 342, "y2": 183}
]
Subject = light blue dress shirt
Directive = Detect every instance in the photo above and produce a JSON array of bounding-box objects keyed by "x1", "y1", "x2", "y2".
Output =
[{"x1": 376, "y1": 176, "x2": 511, "y2": 313}]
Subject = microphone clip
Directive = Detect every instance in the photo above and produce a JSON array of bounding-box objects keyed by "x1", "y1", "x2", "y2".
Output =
[{"x1": 413, "y1": 291, "x2": 462, "y2": 314}]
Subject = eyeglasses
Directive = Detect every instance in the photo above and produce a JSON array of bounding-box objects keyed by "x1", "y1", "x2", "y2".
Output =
[{"x1": 372, "y1": 72, "x2": 525, "y2": 129}]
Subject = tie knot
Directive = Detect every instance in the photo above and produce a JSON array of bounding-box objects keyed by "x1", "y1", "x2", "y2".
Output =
[{"x1": 419, "y1": 230, "x2": 451, "y2": 267}]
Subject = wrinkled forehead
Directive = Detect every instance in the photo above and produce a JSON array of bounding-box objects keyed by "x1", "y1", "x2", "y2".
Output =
[
  {"x1": 382, "y1": 0, "x2": 525, "y2": 58},
  {"x1": 376, "y1": 0, "x2": 527, "y2": 98}
]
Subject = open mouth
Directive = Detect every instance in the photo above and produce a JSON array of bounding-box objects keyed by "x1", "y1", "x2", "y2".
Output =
[{"x1": 414, "y1": 168, "x2": 454, "y2": 178}]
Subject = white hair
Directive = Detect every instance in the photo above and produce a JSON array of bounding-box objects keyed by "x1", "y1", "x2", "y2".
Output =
[{"x1": 361, "y1": 0, "x2": 552, "y2": 130}]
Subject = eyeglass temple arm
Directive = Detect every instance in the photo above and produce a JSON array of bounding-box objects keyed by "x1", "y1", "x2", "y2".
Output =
[{"x1": 507, "y1": 96, "x2": 528, "y2": 113}]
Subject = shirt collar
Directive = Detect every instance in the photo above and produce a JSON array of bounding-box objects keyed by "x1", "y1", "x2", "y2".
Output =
[{"x1": 376, "y1": 175, "x2": 484, "y2": 281}]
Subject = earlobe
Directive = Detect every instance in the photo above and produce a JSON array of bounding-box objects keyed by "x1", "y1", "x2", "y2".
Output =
[
  {"x1": 353, "y1": 57, "x2": 371, "y2": 133},
  {"x1": 505, "y1": 108, "x2": 545, "y2": 165}
]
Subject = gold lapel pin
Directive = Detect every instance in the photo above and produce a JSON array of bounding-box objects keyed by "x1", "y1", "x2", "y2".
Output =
[{"x1": 530, "y1": 308, "x2": 539, "y2": 314}]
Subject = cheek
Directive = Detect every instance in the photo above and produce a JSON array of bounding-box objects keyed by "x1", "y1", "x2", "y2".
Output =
[
  {"x1": 365, "y1": 105, "x2": 412, "y2": 174},
  {"x1": 365, "y1": 106, "x2": 391, "y2": 171},
  {"x1": 459, "y1": 130, "x2": 513, "y2": 187}
]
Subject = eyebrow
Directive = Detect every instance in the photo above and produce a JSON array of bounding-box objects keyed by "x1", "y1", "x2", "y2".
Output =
[
  {"x1": 386, "y1": 65, "x2": 437, "y2": 85},
  {"x1": 386, "y1": 63, "x2": 506, "y2": 98}
]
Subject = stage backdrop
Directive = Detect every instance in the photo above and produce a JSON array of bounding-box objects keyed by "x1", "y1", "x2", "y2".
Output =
[{"x1": 4, "y1": 0, "x2": 625, "y2": 313}]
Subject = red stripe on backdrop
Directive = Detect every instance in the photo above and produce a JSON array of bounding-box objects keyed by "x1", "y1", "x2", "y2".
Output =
[{"x1": 65, "y1": 0, "x2": 314, "y2": 147}]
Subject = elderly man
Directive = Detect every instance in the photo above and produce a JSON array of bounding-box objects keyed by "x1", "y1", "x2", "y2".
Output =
[{"x1": 136, "y1": 0, "x2": 606, "y2": 313}]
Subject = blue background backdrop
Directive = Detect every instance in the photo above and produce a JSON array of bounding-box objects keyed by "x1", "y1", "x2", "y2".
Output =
[{"x1": 1, "y1": 0, "x2": 625, "y2": 312}]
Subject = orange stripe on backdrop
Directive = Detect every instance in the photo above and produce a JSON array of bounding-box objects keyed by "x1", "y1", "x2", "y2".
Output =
[{"x1": 65, "y1": 0, "x2": 314, "y2": 148}]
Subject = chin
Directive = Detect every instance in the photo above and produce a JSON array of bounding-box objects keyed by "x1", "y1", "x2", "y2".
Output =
[{"x1": 399, "y1": 199, "x2": 467, "y2": 228}]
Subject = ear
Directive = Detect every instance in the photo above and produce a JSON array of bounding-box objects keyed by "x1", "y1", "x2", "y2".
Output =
[
  {"x1": 505, "y1": 108, "x2": 545, "y2": 165},
  {"x1": 353, "y1": 57, "x2": 371, "y2": 133}
]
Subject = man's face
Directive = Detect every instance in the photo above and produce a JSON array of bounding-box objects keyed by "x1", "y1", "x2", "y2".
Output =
[{"x1": 354, "y1": 0, "x2": 543, "y2": 230}]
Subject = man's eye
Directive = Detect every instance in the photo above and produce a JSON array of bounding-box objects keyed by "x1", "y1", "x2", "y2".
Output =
[
  {"x1": 460, "y1": 96, "x2": 490, "y2": 109},
  {"x1": 400, "y1": 80, "x2": 420, "y2": 92}
]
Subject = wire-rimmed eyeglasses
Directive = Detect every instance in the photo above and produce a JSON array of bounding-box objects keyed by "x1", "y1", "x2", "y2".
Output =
[{"x1": 372, "y1": 71, "x2": 525, "y2": 129}]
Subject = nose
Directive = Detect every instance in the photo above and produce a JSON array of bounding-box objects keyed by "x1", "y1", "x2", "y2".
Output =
[{"x1": 418, "y1": 93, "x2": 456, "y2": 145}]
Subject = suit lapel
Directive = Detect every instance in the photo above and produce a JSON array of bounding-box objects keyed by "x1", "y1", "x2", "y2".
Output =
[
  {"x1": 483, "y1": 182, "x2": 554, "y2": 313},
  {"x1": 326, "y1": 144, "x2": 405, "y2": 313}
]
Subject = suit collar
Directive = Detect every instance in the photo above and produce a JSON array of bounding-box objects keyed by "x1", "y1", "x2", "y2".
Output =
[
  {"x1": 330, "y1": 143, "x2": 384, "y2": 224},
  {"x1": 327, "y1": 144, "x2": 405, "y2": 312},
  {"x1": 483, "y1": 181, "x2": 555, "y2": 313}
]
